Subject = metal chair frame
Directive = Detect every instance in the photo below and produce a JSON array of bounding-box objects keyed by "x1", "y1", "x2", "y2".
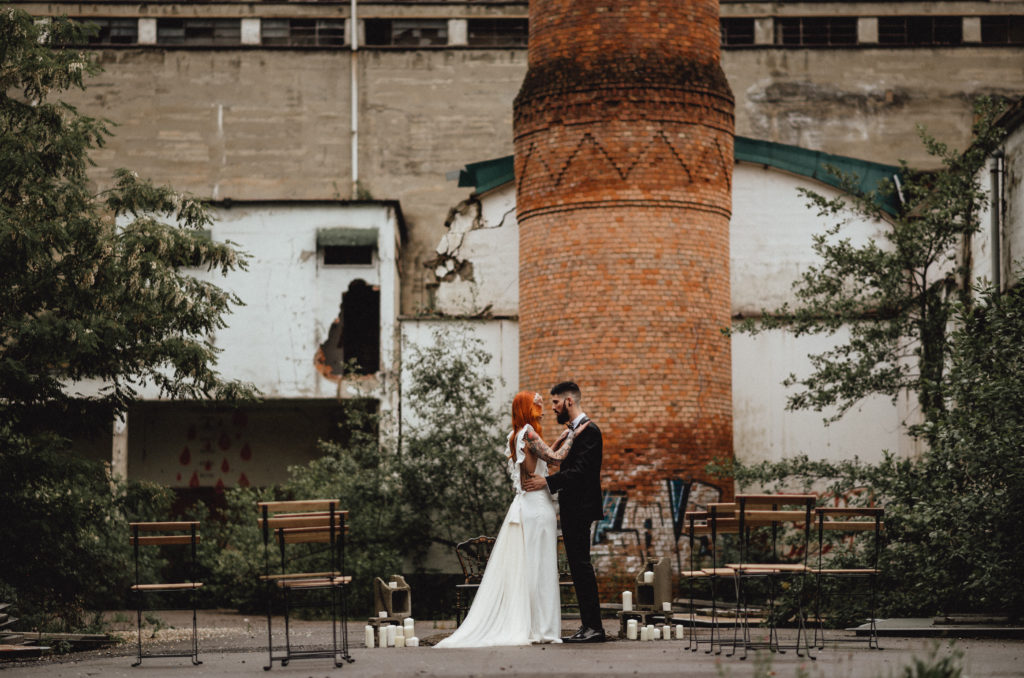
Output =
[
  {"x1": 811, "y1": 507, "x2": 884, "y2": 650},
  {"x1": 129, "y1": 521, "x2": 203, "y2": 667},
  {"x1": 258, "y1": 500, "x2": 352, "y2": 670},
  {"x1": 453, "y1": 535, "x2": 495, "y2": 627},
  {"x1": 729, "y1": 494, "x2": 817, "y2": 661}
]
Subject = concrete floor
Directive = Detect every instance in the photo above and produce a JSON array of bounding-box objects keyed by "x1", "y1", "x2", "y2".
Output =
[{"x1": 2, "y1": 611, "x2": 1022, "y2": 677}]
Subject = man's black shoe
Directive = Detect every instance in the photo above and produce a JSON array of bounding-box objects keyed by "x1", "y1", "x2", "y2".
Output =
[{"x1": 561, "y1": 627, "x2": 606, "y2": 643}]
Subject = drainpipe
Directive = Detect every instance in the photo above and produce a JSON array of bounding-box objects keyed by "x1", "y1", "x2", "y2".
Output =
[
  {"x1": 990, "y1": 151, "x2": 1004, "y2": 292},
  {"x1": 350, "y1": 0, "x2": 359, "y2": 199}
]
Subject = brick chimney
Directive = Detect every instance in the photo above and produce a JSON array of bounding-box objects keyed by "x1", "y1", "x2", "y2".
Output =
[{"x1": 514, "y1": 0, "x2": 735, "y2": 584}]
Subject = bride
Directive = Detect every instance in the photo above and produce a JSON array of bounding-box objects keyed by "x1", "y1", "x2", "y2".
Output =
[{"x1": 435, "y1": 391, "x2": 587, "y2": 647}]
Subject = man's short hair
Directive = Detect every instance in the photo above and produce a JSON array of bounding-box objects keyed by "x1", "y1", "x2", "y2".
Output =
[{"x1": 551, "y1": 381, "x2": 582, "y2": 401}]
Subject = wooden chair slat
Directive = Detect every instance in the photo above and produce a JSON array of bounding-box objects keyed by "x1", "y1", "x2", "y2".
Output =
[
  {"x1": 131, "y1": 582, "x2": 203, "y2": 591},
  {"x1": 258, "y1": 500, "x2": 342, "y2": 513},
  {"x1": 820, "y1": 521, "x2": 884, "y2": 531},
  {"x1": 736, "y1": 493, "x2": 817, "y2": 503},
  {"x1": 741, "y1": 510, "x2": 811, "y2": 522},
  {"x1": 700, "y1": 568, "x2": 736, "y2": 575},
  {"x1": 260, "y1": 515, "x2": 341, "y2": 529},
  {"x1": 130, "y1": 535, "x2": 200, "y2": 546},
  {"x1": 813, "y1": 568, "x2": 880, "y2": 574},
  {"x1": 277, "y1": 576, "x2": 352, "y2": 589},
  {"x1": 259, "y1": 571, "x2": 341, "y2": 581},
  {"x1": 815, "y1": 507, "x2": 883, "y2": 516},
  {"x1": 129, "y1": 521, "x2": 199, "y2": 531}
]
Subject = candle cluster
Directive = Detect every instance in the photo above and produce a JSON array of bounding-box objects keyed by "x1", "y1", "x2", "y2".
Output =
[
  {"x1": 364, "y1": 616, "x2": 418, "y2": 648},
  {"x1": 624, "y1": 619, "x2": 685, "y2": 641}
]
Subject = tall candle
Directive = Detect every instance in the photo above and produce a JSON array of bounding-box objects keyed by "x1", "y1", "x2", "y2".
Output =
[
  {"x1": 404, "y1": 617, "x2": 415, "y2": 634},
  {"x1": 622, "y1": 591, "x2": 633, "y2": 612},
  {"x1": 675, "y1": 625, "x2": 684, "y2": 640},
  {"x1": 364, "y1": 625, "x2": 375, "y2": 648},
  {"x1": 643, "y1": 571, "x2": 654, "y2": 584},
  {"x1": 626, "y1": 619, "x2": 638, "y2": 640},
  {"x1": 640, "y1": 626, "x2": 649, "y2": 641},
  {"x1": 395, "y1": 626, "x2": 405, "y2": 639},
  {"x1": 652, "y1": 627, "x2": 661, "y2": 640}
]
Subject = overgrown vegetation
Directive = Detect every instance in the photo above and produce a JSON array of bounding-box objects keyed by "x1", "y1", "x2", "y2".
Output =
[
  {"x1": 732, "y1": 98, "x2": 1006, "y2": 438},
  {"x1": 1, "y1": 8, "x2": 253, "y2": 630},
  {"x1": 720, "y1": 99, "x2": 1023, "y2": 619}
]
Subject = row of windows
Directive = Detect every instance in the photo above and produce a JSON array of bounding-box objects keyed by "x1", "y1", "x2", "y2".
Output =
[
  {"x1": 77, "y1": 16, "x2": 1024, "y2": 48},
  {"x1": 722, "y1": 15, "x2": 1024, "y2": 46}
]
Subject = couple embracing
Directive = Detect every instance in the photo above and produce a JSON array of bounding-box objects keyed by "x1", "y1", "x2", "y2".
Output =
[{"x1": 437, "y1": 381, "x2": 606, "y2": 648}]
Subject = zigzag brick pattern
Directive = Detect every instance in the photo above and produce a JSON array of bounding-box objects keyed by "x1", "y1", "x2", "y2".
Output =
[{"x1": 514, "y1": 0, "x2": 736, "y2": 594}]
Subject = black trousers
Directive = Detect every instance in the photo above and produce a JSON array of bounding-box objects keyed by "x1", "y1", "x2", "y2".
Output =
[{"x1": 561, "y1": 514, "x2": 602, "y2": 631}]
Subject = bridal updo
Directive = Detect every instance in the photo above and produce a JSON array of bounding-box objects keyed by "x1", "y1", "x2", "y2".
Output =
[{"x1": 509, "y1": 391, "x2": 544, "y2": 459}]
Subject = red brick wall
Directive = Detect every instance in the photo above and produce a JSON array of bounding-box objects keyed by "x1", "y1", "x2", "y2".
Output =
[{"x1": 514, "y1": 0, "x2": 735, "y2": 595}]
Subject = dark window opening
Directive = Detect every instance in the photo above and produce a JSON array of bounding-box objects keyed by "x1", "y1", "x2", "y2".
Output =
[
  {"x1": 323, "y1": 245, "x2": 374, "y2": 266},
  {"x1": 157, "y1": 19, "x2": 242, "y2": 46},
  {"x1": 261, "y1": 18, "x2": 345, "y2": 46},
  {"x1": 364, "y1": 19, "x2": 447, "y2": 46},
  {"x1": 467, "y1": 18, "x2": 528, "y2": 46},
  {"x1": 878, "y1": 16, "x2": 962, "y2": 46},
  {"x1": 75, "y1": 18, "x2": 138, "y2": 45},
  {"x1": 342, "y1": 280, "x2": 380, "y2": 376},
  {"x1": 776, "y1": 17, "x2": 857, "y2": 46},
  {"x1": 981, "y1": 16, "x2": 1024, "y2": 45},
  {"x1": 721, "y1": 18, "x2": 755, "y2": 46}
]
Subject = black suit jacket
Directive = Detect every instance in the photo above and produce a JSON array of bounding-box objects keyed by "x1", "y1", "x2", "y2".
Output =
[{"x1": 546, "y1": 420, "x2": 604, "y2": 523}]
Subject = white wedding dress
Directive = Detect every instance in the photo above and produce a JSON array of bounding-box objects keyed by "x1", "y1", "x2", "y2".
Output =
[{"x1": 435, "y1": 424, "x2": 562, "y2": 647}]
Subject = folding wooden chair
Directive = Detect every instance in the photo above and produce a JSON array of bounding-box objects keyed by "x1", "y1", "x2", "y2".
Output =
[
  {"x1": 811, "y1": 507, "x2": 884, "y2": 650},
  {"x1": 727, "y1": 494, "x2": 817, "y2": 660},
  {"x1": 453, "y1": 536, "x2": 495, "y2": 626},
  {"x1": 129, "y1": 521, "x2": 203, "y2": 666},
  {"x1": 258, "y1": 500, "x2": 352, "y2": 669}
]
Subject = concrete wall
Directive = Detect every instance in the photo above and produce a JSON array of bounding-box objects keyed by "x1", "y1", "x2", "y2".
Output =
[{"x1": 43, "y1": 33, "x2": 1021, "y2": 315}]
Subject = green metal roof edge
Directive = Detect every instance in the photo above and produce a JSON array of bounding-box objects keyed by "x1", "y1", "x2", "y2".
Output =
[{"x1": 455, "y1": 136, "x2": 901, "y2": 215}]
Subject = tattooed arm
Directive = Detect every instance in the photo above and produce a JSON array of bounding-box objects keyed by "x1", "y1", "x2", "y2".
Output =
[{"x1": 523, "y1": 422, "x2": 589, "y2": 464}]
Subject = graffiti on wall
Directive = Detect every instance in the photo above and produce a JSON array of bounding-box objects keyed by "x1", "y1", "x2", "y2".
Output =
[
  {"x1": 591, "y1": 478, "x2": 724, "y2": 576},
  {"x1": 175, "y1": 409, "x2": 253, "y2": 491}
]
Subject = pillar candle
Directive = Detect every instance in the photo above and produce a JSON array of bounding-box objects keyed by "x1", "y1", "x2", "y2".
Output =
[
  {"x1": 662, "y1": 601, "x2": 672, "y2": 612},
  {"x1": 643, "y1": 571, "x2": 654, "y2": 584},
  {"x1": 622, "y1": 591, "x2": 633, "y2": 612},
  {"x1": 626, "y1": 619, "x2": 638, "y2": 640},
  {"x1": 386, "y1": 624, "x2": 397, "y2": 647},
  {"x1": 395, "y1": 634, "x2": 406, "y2": 648},
  {"x1": 404, "y1": 617, "x2": 415, "y2": 634},
  {"x1": 379, "y1": 610, "x2": 388, "y2": 618},
  {"x1": 389, "y1": 581, "x2": 398, "y2": 589},
  {"x1": 652, "y1": 627, "x2": 661, "y2": 640},
  {"x1": 639, "y1": 626, "x2": 649, "y2": 641},
  {"x1": 408, "y1": 637, "x2": 419, "y2": 647},
  {"x1": 364, "y1": 625, "x2": 375, "y2": 648},
  {"x1": 675, "y1": 625, "x2": 684, "y2": 640},
  {"x1": 395, "y1": 626, "x2": 405, "y2": 639}
]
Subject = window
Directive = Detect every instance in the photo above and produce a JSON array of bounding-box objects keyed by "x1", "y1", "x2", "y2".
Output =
[
  {"x1": 157, "y1": 19, "x2": 242, "y2": 46},
  {"x1": 75, "y1": 18, "x2": 138, "y2": 45},
  {"x1": 261, "y1": 19, "x2": 345, "y2": 46},
  {"x1": 323, "y1": 246, "x2": 374, "y2": 265},
  {"x1": 467, "y1": 18, "x2": 528, "y2": 47},
  {"x1": 878, "y1": 17, "x2": 962, "y2": 46},
  {"x1": 364, "y1": 19, "x2": 447, "y2": 46},
  {"x1": 721, "y1": 18, "x2": 755, "y2": 46},
  {"x1": 981, "y1": 16, "x2": 1024, "y2": 45},
  {"x1": 776, "y1": 17, "x2": 857, "y2": 46}
]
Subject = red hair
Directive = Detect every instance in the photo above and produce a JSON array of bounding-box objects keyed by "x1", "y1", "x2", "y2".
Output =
[{"x1": 509, "y1": 391, "x2": 543, "y2": 459}]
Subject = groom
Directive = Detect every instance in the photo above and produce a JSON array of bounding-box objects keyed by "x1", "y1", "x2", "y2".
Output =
[{"x1": 523, "y1": 381, "x2": 606, "y2": 643}]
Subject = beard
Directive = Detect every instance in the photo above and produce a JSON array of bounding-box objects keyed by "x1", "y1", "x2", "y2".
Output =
[{"x1": 556, "y1": 408, "x2": 570, "y2": 425}]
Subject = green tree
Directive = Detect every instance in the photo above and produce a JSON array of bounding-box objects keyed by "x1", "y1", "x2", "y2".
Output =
[
  {"x1": 735, "y1": 98, "x2": 1007, "y2": 436},
  {"x1": 0, "y1": 7, "x2": 254, "y2": 629}
]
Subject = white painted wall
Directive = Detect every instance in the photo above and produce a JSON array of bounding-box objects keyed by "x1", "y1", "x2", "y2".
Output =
[{"x1": 141, "y1": 201, "x2": 402, "y2": 402}]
